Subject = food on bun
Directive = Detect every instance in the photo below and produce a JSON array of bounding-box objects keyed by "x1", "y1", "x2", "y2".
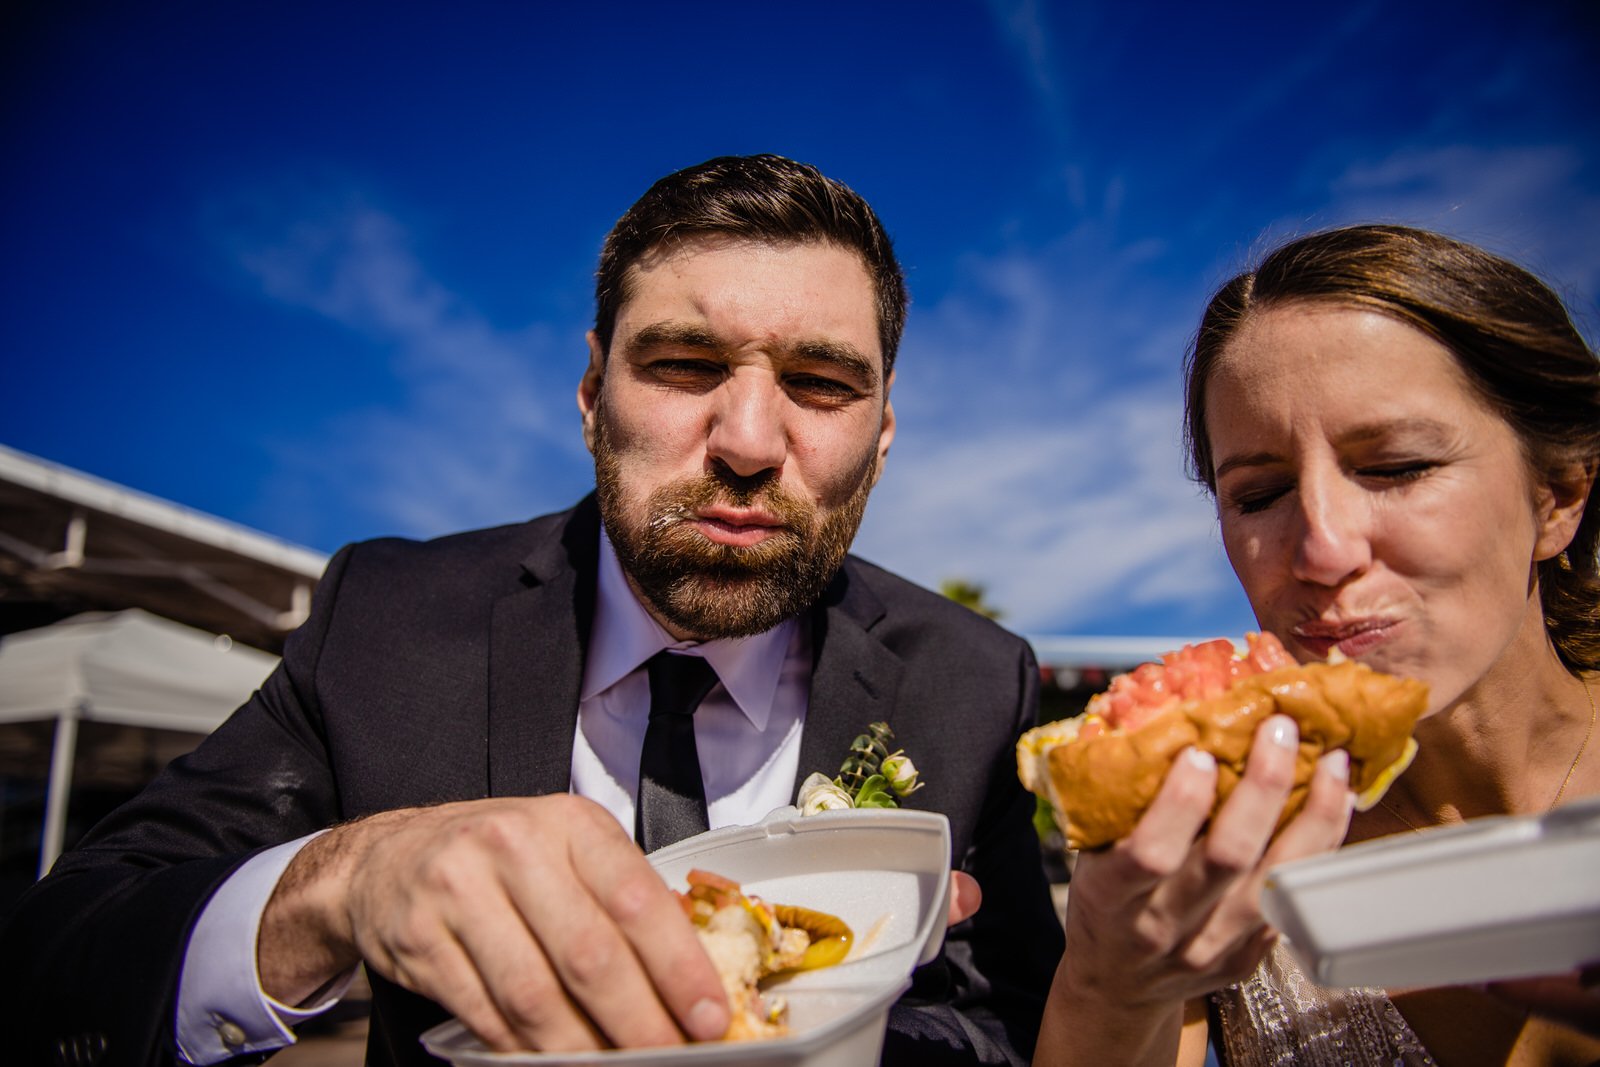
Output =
[
  {"x1": 1017, "y1": 633, "x2": 1427, "y2": 849},
  {"x1": 677, "y1": 869, "x2": 853, "y2": 1041}
]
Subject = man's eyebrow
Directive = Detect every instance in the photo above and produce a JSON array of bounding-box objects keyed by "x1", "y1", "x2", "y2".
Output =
[
  {"x1": 792, "y1": 339, "x2": 878, "y2": 385},
  {"x1": 622, "y1": 322, "x2": 880, "y2": 385},
  {"x1": 625, "y1": 322, "x2": 722, "y2": 353}
]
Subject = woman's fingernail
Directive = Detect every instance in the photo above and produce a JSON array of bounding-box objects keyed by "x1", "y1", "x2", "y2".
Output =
[
  {"x1": 1267, "y1": 715, "x2": 1298, "y2": 750},
  {"x1": 687, "y1": 998, "x2": 730, "y2": 1041},
  {"x1": 1184, "y1": 747, "x2": 1217, "y2": 772},
  {"x1": 1319, "y1": 748, "x2": 1350, "y2": 783}
]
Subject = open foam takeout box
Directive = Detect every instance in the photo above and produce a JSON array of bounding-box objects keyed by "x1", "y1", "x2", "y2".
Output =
[
  {"x1": 1262, "y1": 792, "x2": 1600, "y2": 988},
  {"x1": 421, "y1": 806, "x2": 952, "y2": 1066}
]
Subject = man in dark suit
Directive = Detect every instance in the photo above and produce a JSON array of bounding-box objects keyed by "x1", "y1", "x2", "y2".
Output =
[{"x1": 2, "y1": 154, "x2": 1063, "y2": 1066}]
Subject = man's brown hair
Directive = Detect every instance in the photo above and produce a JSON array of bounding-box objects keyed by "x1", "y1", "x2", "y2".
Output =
[{"x1": 593, "y1": 154, "x2": 908, "y2": 372}]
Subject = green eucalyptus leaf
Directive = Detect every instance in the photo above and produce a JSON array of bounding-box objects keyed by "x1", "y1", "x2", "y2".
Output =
[{"x1": 853, "y1": 775, "x2": 899, "y2": 808}]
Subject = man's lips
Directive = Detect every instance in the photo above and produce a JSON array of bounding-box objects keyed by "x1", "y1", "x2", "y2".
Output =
[
  {"x1": 691, "y1": 508, "x2": 786, "y2": 547},
  {"x1": 1290, "y1": 617, "x2": 1399, "y2": 659}
]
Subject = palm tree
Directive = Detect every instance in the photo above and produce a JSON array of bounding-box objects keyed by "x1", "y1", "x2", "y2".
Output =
[{"x1": 939, "y1": 578, "x2": 1002, "y2": 621}]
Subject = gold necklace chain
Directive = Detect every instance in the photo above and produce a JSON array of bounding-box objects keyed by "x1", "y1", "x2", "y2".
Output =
[
  {"x1": 1382, "y1": 673, "x2": 1597, "y2": 833},
  {"x1": 1551, "y1": 672, "x2": 1597, "y2": 809}
]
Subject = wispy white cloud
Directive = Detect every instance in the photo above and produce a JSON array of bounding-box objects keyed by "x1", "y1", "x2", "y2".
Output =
[
  {"x1": 203, "y1": 132, "x2": 1600, "y2": 639},
  {"x1": 859, "y1": 136, "x2": 1600, "y2": 636},
  {"x1": 858, "y1": 385, "x2": 1244, "y2": 634},
  {"x1": 984, "y1": 0, "x2": 1069, "y2": 138},
  {"x1": 855, "y1": 220, "x2": 1254, "y2": 636},
  {"x1": 1313, "y1": 142, "x2": 1600, "y2": 311},
  {"x1": 211, "y1": 187, "x2": 594, "y2": 542}
]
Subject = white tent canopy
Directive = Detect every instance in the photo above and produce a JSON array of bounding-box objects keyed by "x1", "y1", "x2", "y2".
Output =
[{"x1": 0, "y1": 609, "x2": 278, "y2": 875}]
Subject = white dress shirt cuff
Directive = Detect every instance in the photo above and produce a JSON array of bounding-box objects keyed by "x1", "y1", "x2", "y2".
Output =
[{"x1": 175, "y1": 832, "x2": 356, "y2": 1064}]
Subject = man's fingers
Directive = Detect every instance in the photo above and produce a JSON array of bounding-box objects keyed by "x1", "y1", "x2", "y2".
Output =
[
  {"x1": 501, "y1": 807, "x2": 725, "y2": 1047},
  {"x1": 506, "y1": 853, "x2": 694, "y2": 1048},
  {"x1": 452, "y1": 892, "x2": 610, "y2": 1052},
  {"x1": 573, "y1": 855, "x2": 729, "y2": 1044},
  {"x1": 597, "y1": 869, "x2": 729, "y2": 1043},
  {"x1": 367, "y1": 916, "x2": 528, "y2": 1054},
  {"x1": 948, "y1": 870, "x2": 981, "y2": 926},
  {"x1": 569, "y1": 817, "x2": 728, "y2": 1043}
]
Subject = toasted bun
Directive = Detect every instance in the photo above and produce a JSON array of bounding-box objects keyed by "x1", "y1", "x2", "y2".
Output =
[{"x1": 1018, "y1": 651, "x2": 1427, "y2": 849}]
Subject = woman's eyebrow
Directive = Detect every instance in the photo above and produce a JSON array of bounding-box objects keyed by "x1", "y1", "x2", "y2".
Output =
[
  {"x1": 1214, "y1": 450, "x2": 1282, "y2": 482},
  {"x1": 1214, "y1": 418, "x2": 1461, "y2": 481},
  {"x1": 1331, "y1": 417, "x2": 1456, "y2": 449}
]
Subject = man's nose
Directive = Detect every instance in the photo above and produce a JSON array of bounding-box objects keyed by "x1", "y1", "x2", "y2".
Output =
[
  {"x1": 1290, "y1": 473, "x2": 1372, "y2": 587},
  {"x1": 706, "y1": 374, "x2": 787, "y2": 478}
]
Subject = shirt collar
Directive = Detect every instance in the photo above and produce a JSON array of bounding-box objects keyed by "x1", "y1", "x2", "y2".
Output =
[{"x1": 580, "y1": 526, "x2": 797, "y2": 732}]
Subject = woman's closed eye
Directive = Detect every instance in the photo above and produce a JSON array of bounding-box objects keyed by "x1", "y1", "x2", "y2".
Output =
[
  {"x1": 1355, "y1": 460, "x2": 1436, "y2": 485},
  {"x1": 1223, "y1": 482, "x2": 1292, "y2": 515}
]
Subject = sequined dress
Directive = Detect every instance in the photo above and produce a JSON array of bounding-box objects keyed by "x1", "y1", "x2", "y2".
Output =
[{"x1": 1210, "y1": 942, "x2": 1437, "y2": 1066}]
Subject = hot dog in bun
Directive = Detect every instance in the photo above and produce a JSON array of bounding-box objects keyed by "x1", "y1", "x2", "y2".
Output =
[
  {"x1": 677, "y1": 869, "x2": 852, "y2": 1041},
  {"x1": 1017, "y1": 633, "x2": 1427, "y2": 849}
]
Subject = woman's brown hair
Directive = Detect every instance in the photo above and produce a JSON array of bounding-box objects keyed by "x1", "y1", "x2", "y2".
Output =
[{"x1": 1184, "y1": 224, "x2": 1600, "y2": 673}]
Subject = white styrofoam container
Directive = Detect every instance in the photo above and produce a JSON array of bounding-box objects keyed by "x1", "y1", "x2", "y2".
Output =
[
  {"x1": 1262, "y1": 793, "x2": 1600, "y2": 988},
  {"x1": 420, "y1": 981, "x2": 912, "y2": 1067},
  {"x1": 421, "y1": 806, "x2": 951, "y2": 1066}
]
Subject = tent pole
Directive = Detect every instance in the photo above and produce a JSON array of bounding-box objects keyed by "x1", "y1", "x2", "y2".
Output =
[{"x1": 39, "y1": 705, "x2": 80, "y2": 879}]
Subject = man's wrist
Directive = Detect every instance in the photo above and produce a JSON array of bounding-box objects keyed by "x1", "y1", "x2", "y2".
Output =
[
  {"x1": 258, "y1": 820, "x2": 368, "y2": 1005},
  {"x1": 176, "y1": 836, "x2": 331, "y2": 1064}
]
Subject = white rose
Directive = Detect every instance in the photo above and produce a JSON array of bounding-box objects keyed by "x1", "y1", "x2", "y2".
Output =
[
  {"x1": 798, "y1": 772, "x2": 855, "y2": 815},
  {"x1": 882, "y1": 753, "x2": 923, "y2": 797}
]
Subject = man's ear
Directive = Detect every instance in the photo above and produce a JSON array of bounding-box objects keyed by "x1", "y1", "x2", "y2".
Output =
[
  {"x1": 577, "y1": 331, "x2": 606, "y2": 455},
  {"x1": 1533, "y1": 458, "x2": 1597, "y2": 561},
  {"x1": 871, "y1": 370, "x2": 896, "y2": 486}
]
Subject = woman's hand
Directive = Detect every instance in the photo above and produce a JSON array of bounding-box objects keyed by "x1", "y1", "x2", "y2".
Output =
[{"x1": 1035, "y1": 713, "x2": 1355, "y2": 1067}]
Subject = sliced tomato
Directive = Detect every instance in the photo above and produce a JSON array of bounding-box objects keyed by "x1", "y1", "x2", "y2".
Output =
[
  {"x1": 1244, "y1": 631, "x2": 1295, "y2": 672},
  {"x1": 1093, "y1": 632, "x2": 1293, "y2": 730}
]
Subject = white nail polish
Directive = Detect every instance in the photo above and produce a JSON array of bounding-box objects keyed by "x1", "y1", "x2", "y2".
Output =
[
  {"x1": 1184, "y1": 747, "x2": 1217, "y2": 772},
  {"x1": 1268, "y1": 716, "x2": 1296, "y2": 749}
]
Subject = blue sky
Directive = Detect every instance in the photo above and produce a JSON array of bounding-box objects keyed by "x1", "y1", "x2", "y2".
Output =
[{"x1": 4, "y1": 0, "x2": 1597, "y2": 639}]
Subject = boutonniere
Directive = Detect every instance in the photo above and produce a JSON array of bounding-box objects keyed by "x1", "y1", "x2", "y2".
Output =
[{"x1": 798, "y1": 721, "x2": 925, "y2": 814}]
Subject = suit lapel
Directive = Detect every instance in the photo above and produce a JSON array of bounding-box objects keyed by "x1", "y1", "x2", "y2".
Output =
[
  {"x1": 794, "y1": 562, "x2": 904, "y2": 800},
  {"x1": 488, "y1": 497, "x2": 600, "y2": 798},
  {"x1": 486, "y1": 516, "x2": 901, "y2": 805}
]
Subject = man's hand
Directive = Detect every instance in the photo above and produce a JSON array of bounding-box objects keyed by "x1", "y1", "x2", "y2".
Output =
[
  {"x1": 948, "y1": 870, "x2": 981, "y2": 926},
  {"x1": 258, "y1": 795, "x2": 730, "y2": 1053}
]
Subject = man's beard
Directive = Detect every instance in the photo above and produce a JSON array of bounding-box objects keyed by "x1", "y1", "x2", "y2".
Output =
[{"x1": 592, "y1": 409, "x2": 876, "y2": 640}]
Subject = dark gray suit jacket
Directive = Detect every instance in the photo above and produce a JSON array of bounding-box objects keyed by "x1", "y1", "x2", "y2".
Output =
[{"x1": 1, "y1": 495, "x2": 1063, "y2": 1067}]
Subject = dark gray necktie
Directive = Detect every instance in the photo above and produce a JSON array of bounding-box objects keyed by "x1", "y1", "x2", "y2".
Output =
[{"x1": 635, "y1": 651, "x2": 720, "y2": 853}]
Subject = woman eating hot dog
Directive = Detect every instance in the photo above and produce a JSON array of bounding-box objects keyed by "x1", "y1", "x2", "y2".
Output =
[{"x1": 1035, "y1": 224, "x2": 1600, "y2": 1067}]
